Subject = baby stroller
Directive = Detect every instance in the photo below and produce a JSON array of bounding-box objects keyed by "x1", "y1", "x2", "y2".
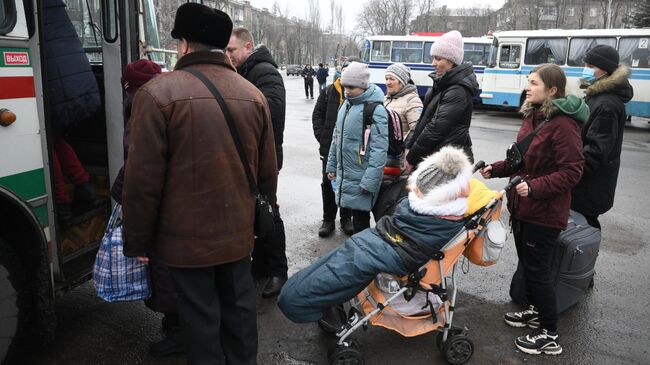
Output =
[{"x1": 325, "y1": 170, "x2": 522, "y2": 365}]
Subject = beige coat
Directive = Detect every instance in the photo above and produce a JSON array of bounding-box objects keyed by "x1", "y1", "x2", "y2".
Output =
[{"x1": 384, "y1": 84, "x2": 423, "y2": 140}]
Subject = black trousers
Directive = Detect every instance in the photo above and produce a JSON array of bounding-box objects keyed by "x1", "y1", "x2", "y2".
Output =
[
  {"x1": 583, "y1": 214, "x2": 601, "y2": 230},
  {"x1": 351, "y1": 210, "x2": 371, "y2": 234},
  {"x1": 513, "y1": 219, "x2": 561, "y2": 332},
  {"x1": 252, "y1": 203, "x2": 288, "y2": 277},
  {"x1": 169, "y1": 257, "x2": 257, "y2": 365},
  {"x1": 304, "y1": 79, "x2": 314, "y2": 97},
  {"x1": 321, "y1": 161, "x2": 351, "y2": 222}
]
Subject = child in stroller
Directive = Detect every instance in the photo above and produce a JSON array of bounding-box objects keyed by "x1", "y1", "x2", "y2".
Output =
[{"x1": 278, "y1": 147, "x2": 513, "y2": 363}]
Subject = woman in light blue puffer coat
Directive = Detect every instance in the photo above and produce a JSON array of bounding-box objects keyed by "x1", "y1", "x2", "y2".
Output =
[{"x1": 326, "y1": 62, "x2": 388, "y2": 233}]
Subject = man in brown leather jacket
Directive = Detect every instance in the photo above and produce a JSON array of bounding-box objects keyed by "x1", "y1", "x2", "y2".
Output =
[{"x1": 122, "y1": 4, "x2": 277, "y2": 364}]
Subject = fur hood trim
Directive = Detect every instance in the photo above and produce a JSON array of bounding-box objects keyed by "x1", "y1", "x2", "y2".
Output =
[{"x1": 585, "y1": 65, "x2": 630, "y2": 97}]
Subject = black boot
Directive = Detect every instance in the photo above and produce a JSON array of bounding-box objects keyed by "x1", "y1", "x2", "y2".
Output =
[
  {"x1": 72, "y1": 181, "x2": 103, "y2": 214},
  {"x1": 318, "y1": 220, "x2": 335, "y2": 237},
  {"x1": 340, "y1": 217, "x2": 353, "y2": 236},
  {"x1": 149, "y1": 326, "x2": 184, "y2": 358},
  {"x1": 262, "y1": 275, "x2": 287, "y2": 298}
]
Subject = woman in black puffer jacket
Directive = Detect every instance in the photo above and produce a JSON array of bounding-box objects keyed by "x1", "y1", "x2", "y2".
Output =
[{"x1": 405, "y1": 30, "x2": 478, "y2": 170}]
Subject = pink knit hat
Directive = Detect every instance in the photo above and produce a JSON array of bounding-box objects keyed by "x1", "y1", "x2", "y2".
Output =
[{"x1": 430, "y1": 30, "x2": 464, "y2": 66}]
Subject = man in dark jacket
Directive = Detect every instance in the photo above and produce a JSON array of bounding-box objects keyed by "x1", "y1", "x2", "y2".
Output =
[
  {"x1": 405, "y1": 30, "x2": 477, "y2": 170},
  {"x1": 572, "y1": 45, "x2": 634, "y2": 229},
  {"x1": 302, "y1": 64, "x2": 316, "y2": 99},
  {"x1": 316, "y1": 63, "x2": 329, "y2": 94},
  {"x1": 311, "y1": 58, "x2": 358, "y2": 237},
  {"x1": 123, "y1": 5, "x2": 277, "y2": 364},
  {"x1": 227, "y1": 27, "x2": 289, "y2": 297}
]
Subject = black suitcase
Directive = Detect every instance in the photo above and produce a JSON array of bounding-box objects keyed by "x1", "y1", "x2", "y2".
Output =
[{"x1": 509, "y1": 210, "x2": 601, "y2": 314}]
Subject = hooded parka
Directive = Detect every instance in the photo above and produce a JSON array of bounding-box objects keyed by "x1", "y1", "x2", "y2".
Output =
[
  {"x1": 491, "y1": 96, "x2": 587, "y2": 229},
  {"x1": 572, "y1": 65, "x2": 633, "y2": 216},
  {"x1": 237, "y1": 45, "x2": 286, "y2": 170},
  {"x1": 326, "y1": 84, "x2": 388, "y2": 212}
]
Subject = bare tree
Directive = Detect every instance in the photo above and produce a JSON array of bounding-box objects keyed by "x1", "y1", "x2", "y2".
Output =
[
  {"x1": 577, "y1": 1, "x2": 590, "y2": 29},
  {"x1": 410, "y1": 0, "x2": 436, "y2": 32},
  {"x1": 356, "y1": 0, "x2": 416, "y2": 35},
  {"x1": 522, "y1": 2, "x2": 540, "y2": 29}
]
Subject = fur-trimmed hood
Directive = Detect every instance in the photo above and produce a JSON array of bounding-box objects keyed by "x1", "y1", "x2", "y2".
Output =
[
  {"x1": 585, "y1": 65, "x2": 633, "y2": 103},
  {"x1": 520, "y1": 94, "x2": 589, "y2": 125}
]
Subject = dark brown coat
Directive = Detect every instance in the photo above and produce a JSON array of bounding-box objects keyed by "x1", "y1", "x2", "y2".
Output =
[{"x1": 122, "y1": 50, "x2": 278, "y2": 268}]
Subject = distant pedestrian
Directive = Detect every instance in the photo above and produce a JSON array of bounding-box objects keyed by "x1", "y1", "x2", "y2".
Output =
[
  {"x1": 572, "y1": 45, "x2": 634, "y2": 229},
  {"x1": 326, "y1": 62, "x2": 388, "y2": 233},
  {"x1": 122, "y1": 4, "x2": 278, "y2": 364},
  {"x1": 302, "y1": 64, "x2": 316, "y2": 99},
  {"x1": 316, "y1": 62, "x2": 329, "y2": 94},
  {"x1": 311, "y1": 58, "x2": 360, "y2": 237},
  {"x1": 227, "y1": 27, "x2": 289, "y2": 298},
  {"x1": 404, "y1": 30, "x2": 478, "y2": 172},
  {"x1": 481, "y1": 64, "x2": 586, "y2": 356}
]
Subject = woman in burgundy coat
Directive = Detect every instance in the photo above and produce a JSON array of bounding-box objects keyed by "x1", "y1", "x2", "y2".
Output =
[{"x1": 480, "y1": 64, "x2": 586, "y2": 356}]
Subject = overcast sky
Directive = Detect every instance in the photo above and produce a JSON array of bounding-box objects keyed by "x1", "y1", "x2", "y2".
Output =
[{"x1": 247, "y1": 0, "x2": 506, "y2": 34}]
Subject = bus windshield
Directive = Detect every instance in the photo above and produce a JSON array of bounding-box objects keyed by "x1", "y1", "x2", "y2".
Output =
[{"x1": 487, "y1": 37, "x2": 498, "y2": 68}]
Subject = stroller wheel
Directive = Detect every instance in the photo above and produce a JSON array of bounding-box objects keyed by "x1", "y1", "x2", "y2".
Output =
[
  {"x1": 443, "y1": 335, "x2": 474, "y2": 365},
  {"x1": 329, "y1": 339, "x2": 363, "y2": 365},
  {"x1": 435, "y1": 327, "x2": 466, "y2": 350}
]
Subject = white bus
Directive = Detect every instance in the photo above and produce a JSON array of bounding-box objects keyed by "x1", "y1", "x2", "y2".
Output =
[
  {"x1": 480, "y1": 29, "x2": 650, "y2": 118},
  {"x1": 0, "y1": 0, "x2": 174, "y2": 360},
  {"x1": 360, "y1": 34, "x2": 493, "y2": 100}
]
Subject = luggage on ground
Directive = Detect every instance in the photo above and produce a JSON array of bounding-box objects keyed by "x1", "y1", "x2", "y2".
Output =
[{"x1": 510, "y1": 210, "x2": 601, "y2": 314}]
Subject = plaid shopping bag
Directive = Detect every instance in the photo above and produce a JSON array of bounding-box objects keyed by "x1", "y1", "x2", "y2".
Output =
[{"x1": 93, "y1": 204, "x2": 151, "y2": 302}]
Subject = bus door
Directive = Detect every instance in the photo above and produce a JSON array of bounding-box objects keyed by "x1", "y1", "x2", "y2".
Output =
[{"x1": 495, "y1": 43, "x2": 524, "y2": 105}]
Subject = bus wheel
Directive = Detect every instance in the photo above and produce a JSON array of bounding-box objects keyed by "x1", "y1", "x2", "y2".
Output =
[{"x1": 0, "y1": 238, "x2": 29, "y2": 364}]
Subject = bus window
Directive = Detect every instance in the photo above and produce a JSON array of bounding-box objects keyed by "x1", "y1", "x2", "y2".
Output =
[
  {"x1": 0, "y1": 0, "x2": 17, "y2": 35},
  {"x1": 391, "y1": 41, "x2": 422, "y2": 63},
  {"x1": 619, "y1": 37, "x2": 650, "y2": 69},
  {"x1": 464, "y1": 44, "x2": 487, "y2": 65},
  {"x1": 568, "y1": 37, "x2": 616, "y2": 66},
  {"x1": 371, "y1": 40, "x2": 391, "y2": 62},
  {"x1": 102, "y1": 0, "x2": 118, "y2": 42},
  {"x1": 423, "y1": 42, "x2": 433, "y2": 64},
  {"x1": 65, "y1": 0, "x2": 102, "y2": 63},
  {"x1": 524, "y1": 38, "x2": 567, "y2": 65},
  {"x1": 499, "y1": 44, "x2": 521, "y2": 69}
]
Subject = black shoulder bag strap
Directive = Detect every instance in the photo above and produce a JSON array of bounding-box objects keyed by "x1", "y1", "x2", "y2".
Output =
[
  {"x1": 516, "y1": 118, "x2": 548, "y2": 158},
  {"x1": 182, "y1": 68, "x2": 259, "y2": 196}
]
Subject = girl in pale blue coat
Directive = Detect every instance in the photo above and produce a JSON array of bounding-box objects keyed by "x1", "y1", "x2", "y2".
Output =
[{"x1": 326, "y1": 62, "x2": 389, "y2": 233}]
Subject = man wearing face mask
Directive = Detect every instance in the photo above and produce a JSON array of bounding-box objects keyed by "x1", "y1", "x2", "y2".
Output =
[
  {"x1": 122, "y1": 4, "x2": 277, "y2": 363},
  {"x1": 572, "y1": 45, "x2": 634, "y2": 230}
]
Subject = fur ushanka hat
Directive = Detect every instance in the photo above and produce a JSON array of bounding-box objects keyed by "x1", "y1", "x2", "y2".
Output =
[{"x1": 171, "y1": 3, "x2": 233, "y2": 49}]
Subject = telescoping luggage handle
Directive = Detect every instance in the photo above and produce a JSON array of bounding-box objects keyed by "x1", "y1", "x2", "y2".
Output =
[{"x1": 181, "y1": 68, "x2": 260, "y2": 198}]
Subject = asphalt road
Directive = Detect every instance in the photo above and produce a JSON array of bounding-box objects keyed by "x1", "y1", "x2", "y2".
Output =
[{"x1": 17, "y1": 74, "x2": 650, "y2": 365}]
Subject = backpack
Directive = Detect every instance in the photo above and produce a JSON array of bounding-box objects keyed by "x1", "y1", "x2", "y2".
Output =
[{"x1": 362, "y1": 102, "x2": 403, "y2": 156}]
